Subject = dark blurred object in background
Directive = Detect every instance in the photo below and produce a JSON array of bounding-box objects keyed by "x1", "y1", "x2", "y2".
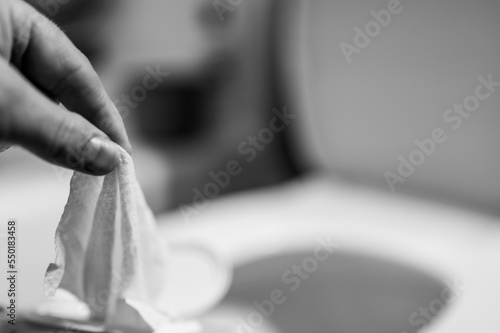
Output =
[
  {"x1": 25, "y1": 0, "x2": 120, "y2": 63},
  {"x1": 106, "y1": 0, "x2": 305, "y2": 213}
]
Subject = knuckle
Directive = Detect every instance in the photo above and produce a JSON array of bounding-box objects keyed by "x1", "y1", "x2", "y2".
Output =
[{"x1": 50, "y1": 61, "x2": 85, "y2": 96}]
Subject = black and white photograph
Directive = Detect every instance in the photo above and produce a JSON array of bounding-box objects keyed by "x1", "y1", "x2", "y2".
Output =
[{"x1": 1, "y1": 0, "x2": 500, "y2": 332}]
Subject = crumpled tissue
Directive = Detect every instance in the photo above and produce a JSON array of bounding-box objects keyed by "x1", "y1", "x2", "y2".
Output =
[{"x1": 41, "y1": 148, "x2": 197, "y2": 332}]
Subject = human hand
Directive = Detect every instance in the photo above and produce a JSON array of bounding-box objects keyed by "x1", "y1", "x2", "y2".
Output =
[{"x1": 0, "y1": 0, "x2": 131, "y2": 175}]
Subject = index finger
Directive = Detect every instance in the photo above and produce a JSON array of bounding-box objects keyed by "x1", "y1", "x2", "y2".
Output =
[{"x1": 9, "y1": 0, "x2": 132, "y2": 153}]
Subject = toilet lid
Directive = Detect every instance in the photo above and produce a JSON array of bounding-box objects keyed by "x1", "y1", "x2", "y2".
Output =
[{"x1": 278, "y1": 0, "x2": 500, "y2": 206}]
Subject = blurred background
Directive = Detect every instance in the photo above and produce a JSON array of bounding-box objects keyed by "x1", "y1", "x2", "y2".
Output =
[
  {"x1": 3, "y1": 0, "x2": 499, "y2": 213},
  {"x1": 2, "y1": 0, "x2": 500, "y2": 332}
]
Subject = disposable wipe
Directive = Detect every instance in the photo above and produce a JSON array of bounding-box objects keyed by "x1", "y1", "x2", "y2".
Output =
[{"x1": 41, "y1": 148, "x2": 180, "y2": 332}]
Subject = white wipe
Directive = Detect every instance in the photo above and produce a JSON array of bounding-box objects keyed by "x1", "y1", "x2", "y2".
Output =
[{"x1": 42, "y1": 148, "x2": 172, "y2": 331}]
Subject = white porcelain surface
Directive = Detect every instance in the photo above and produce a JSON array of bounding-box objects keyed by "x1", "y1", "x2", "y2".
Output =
[{"x1": 158, "y1": 174, "x2": 500, "y2": 333}]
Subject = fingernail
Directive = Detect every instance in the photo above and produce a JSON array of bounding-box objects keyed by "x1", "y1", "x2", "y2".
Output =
[{"x1": 85, "y1": 137, "x2": 121, "y2": 175}]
